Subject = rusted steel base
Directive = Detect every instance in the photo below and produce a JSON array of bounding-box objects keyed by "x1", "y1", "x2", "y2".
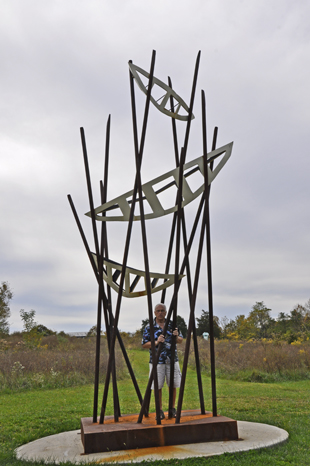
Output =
[{"x1": 81, "y1": 409, "x2": 238, "y2": 454}]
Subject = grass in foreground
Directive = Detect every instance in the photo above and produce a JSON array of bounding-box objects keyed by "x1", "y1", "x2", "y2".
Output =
[{"x1": 1, "y1": 350, "x2": 310, "y2": 465}]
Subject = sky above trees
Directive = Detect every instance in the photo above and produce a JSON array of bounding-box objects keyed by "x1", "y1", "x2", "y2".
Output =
[{"x1": 1, "y1": 1, "x2": 309, "y2": 333}]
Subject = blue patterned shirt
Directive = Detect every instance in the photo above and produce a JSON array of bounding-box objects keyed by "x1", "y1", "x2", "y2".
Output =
[{"x1": 142, "y1": 319, "x2": 183, "y2": 364}]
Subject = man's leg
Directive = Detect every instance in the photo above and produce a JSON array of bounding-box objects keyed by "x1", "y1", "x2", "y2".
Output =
[
  {"x1": 172, "y1": 387, "x2": 176, "y2": 408},
  {"x1": 166, "y1": 362, "x2": 182, "y2": 415},
  {"x1": 149, "y1": 363, "x2": 165, "y2": 417},
  {"x1": 159, "y1": 388, "x2": 162, "y2": 410}
]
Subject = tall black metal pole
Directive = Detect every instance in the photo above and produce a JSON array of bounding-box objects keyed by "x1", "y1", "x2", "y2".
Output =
[
  {"x1": 79, "y1": 128, "x2": 109, "y2": 422},
  {"x1": 128, "y1": 53, "x2": 162, "y2": 424},
  {"x1": 175, "y1": 105, "x2": 219, "y2": 423},
  {"x1": 175, "y1": 190, "x2": 209, "y2": 422},
  {"x1": 99, "y1": 115, "x2": 121, "y2": 421},
  {"x1": 168, "y1": 147, "x2": 184, "y2": 418},
  {"x1": 167, "y1": 76, "x2": 205, "y2": 415},
  {"x1": 202, "y1": 90, "x2": 217, "y2": 416},
  {"x1": 99, "y1": 51, "x2": 156, "y2": 424},
  {"x1": 182, "y1": 51, "x2": 201, "y2": 161},
  {"x1": 137, "y1": 55, "x2": 201, "y2": 422}
]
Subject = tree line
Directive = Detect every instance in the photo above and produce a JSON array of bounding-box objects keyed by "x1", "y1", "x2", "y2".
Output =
[
  {"x1": 2, "y1": 282, "x2": 309, "y2": 343},
  {"x1": 140, "y1": 300, "x2": 310, "y2": 343},
  {"x1": 196, "y1": 300, "x2": 310, "y2": 343}
]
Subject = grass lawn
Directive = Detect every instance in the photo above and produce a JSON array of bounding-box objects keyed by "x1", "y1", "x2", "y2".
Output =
[{"x1": 1, "y1": 349, "x2": 310, "y2": 465}]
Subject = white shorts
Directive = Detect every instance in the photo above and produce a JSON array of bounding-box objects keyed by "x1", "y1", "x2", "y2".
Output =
[{"x1": 149, "y1": 361, "x2": 182, "y2": 390}]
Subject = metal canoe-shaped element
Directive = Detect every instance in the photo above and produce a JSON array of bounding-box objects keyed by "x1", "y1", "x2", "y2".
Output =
[
  {"x1": 92, "y1": 254, "x2": 185, "y2": 298},
  {"x1": 128, "y1": 62, "x2": 194, "y2": 121},
  {"x1": 86, "y1": 142, "x2": 233, "y2": 222}
]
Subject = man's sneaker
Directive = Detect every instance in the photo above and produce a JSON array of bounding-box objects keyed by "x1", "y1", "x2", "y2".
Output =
[
  {"x1": 155, "y1": 410, "x2": 165, "y2": 420},
  {"x1": 171, "y1": 408, "x2": 177, "y2": 418}
]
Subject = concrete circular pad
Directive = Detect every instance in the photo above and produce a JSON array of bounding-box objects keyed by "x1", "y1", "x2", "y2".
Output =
[{"x1": 16, "y1": 421, "x2": 288, "y2": 464}]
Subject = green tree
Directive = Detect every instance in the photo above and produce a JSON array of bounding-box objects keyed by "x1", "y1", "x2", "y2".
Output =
[
  {"x1": 140, "y1": 318, "x2": 150, "y2": 336},
  {"x1": 234, "y1": 314, "x2": 256, "y2": 340},
  {"x1": 285, "y1": 303, "x2": 310, "y2": 341},
  {"x1": 289, "y1": 304, "x2": 306, "y2": 332},
  {"x1": 0, "y1": 282, "x2": 13, "y2": 335},
  {"x1": 276, "y1": 312, "x2": 289, "y2": 334},
  {"x1": 248, "y1": 301, "x2": 274, "y2": 339},
  {"x1": 176, "y1": 315, "x2": 188, "y2": 338},
  {"x1": 304, "y1": 299, "x2": 310, "y2": 314},
  {"x1": 20, "y1": 309, "x2": 37, "y2": 332},
  {"x1": 196, "y1": 310, "x2": 221, "y2": 339},
  {"x1": 87, "y1": 325, "x2": 104, "y2": 337},
  {"x1": 219, "y1": 316, "x2": 230, "y2": 338},
  {"x1": 33, "y1": 324, "x2": 55, "y2": 336},
  {"x1": 20, "y1": 309, "x2": 42, "y2": 349}
]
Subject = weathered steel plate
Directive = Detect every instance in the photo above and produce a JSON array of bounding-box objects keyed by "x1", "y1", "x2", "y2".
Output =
[{"x1": 81, "y1": 410, "x2": 238, "y2": 454}]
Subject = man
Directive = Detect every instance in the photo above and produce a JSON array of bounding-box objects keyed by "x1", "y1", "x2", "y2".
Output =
[{"x1": 142, "y1": 303, "x2": 183, "y2": 419}]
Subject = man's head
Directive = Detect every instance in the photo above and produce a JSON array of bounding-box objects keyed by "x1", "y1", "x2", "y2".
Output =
[{"x1": 154, "y1": 303, "x2": 167, "y2": 321}]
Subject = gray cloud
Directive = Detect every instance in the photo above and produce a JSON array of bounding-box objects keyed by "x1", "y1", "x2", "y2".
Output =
[{"x1": 1, "y1": 0, "x2": 309, "y2": 333}]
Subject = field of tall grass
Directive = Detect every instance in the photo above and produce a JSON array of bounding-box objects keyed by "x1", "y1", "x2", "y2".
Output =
[
  {"x1": 0, "y1": 334, "x2": 124, "y2": 392},
  {"x1": 186, "y1": 338, "x2": 310, "y2": 383},
  {"x1": 1, "y1": 333, "x2": 310, "y2": 394}
]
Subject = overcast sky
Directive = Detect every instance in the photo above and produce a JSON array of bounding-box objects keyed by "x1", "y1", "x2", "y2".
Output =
[{"x1": 1, "y1": 0, "x2": 309, "y2": 334}]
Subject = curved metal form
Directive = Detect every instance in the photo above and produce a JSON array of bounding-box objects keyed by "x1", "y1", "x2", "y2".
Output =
[
  {"x1": 128, "y1": 62, "x2": 194, "y2": 121},
  {"x1": 92, "y1": 254, "x2": 185, "y2": 298},
  {"x1": 86, "y1": 142, "x2": 233, "y2": 222}
]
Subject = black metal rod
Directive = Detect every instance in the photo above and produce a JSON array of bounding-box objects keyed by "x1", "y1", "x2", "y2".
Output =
[
  {"x1": 181, "y1": 51, "x2": 201, "y2": 163},
  {"x1": 99, "y1": 183, "x2": 121, "y2": 421},
  {"x1": 168, "y1": 147, "x2": 184, "y2": 418},
  {"x1": 80, "y1": 126, "x2": 119, "y2": 422},
  {"x1": 168, "y1": 76, "x2": 180, "y2": 168},
  {"x1": 160, "y1": 213, "x2": 177, "y2": 304},
  {"x1": 80, "y1": 127, "x2": 105, "y2": 422},
  {"x1": 175, "y1": 100, "x2": 219, "y2": 423},
  {"x1": 190, "y1": 130, "x2": 221, "y2": 416},
  {"x1": 169, "y1": 74, "x2": 205, "y2": 416},
  {"x1": 129, "y1": 52, "x2": 162, "y2": 424},
  {"x1": 100, "y1": 116, "x2": 121, "y2": 421},
  {"x1": 139, "y1": 53, "x2": 201, "y2": 420},
  {"x1": 161, "y1": 75, "x2": 180, "y2": 306},
  {"x1": 175, "y1": 192, "x2": 208, "y2": 423},
  {"x1": 180, "y1": 209, "x2": 205, "y2": 415},
  {"x1": 80, "y1": 128, "x2": 100, "y2": 259},
  {"x1": 67, "y1": 194, "x2": 142, "y2": 412},
  {"x1": 92, "y1": 117, "x2": 111, "y2": 422},
  {"x1": 137, "y1": 49, "x2": 204, "y2": 420},
  {"x1": 101, "y1": 115, "x2": 114, "y2": 322},
  {"x1": 93, "y1": 276, "x2": 103, "y2": 421},
  {"x1": 167, "y1": 67, "x2": 204, "y2": 418},
  {"x1": 67, "y1": 195, "x2": 99, "y2": 280},
  {"x1": 137, "y1": 174, "x2": 159, "y2": 421},
  {"x1": 99, "y1": 51, "x2": 156, "y2": 424},
  {"x1": 202, "y1": 91, "x2": 217, "y2": 417},
  {"x1": 167, "y1": 77, "x2": 180, "y2": 418},
  {"x1": 175, "y1": 98, "x2": 220, "y2": 423},
  {"x1": 182, "y1": 126, "x2": 218, "y2": 418}
]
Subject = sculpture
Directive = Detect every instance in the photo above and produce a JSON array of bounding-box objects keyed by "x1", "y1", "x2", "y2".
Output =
[{"x1": 68, "y1": 50, "x2": 237, "y2": 453}]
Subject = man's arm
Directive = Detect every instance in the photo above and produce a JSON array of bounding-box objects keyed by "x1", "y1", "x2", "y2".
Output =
[
  {"x1": 173, "y1": 328, "x2": 183, "y2": 344},
  {"x1": 142, "y1": 333, "x2": 165, "y2": 349},
  {"x1": 142, "y1": 329, "x2": 182, "y2": 348},
  {"x1": 142, "y1": 325, "x2": 165, "y2": 349}
]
